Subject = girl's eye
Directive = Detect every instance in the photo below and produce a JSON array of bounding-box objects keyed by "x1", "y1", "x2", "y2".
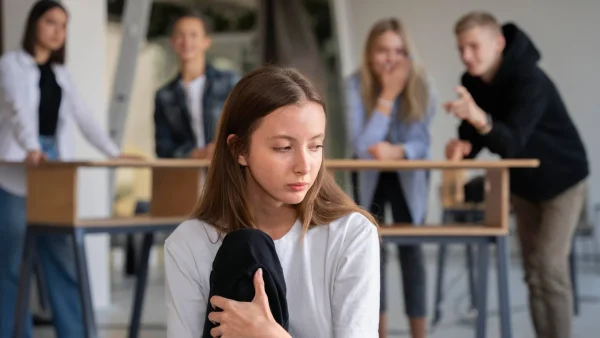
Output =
[
  {"x1": 309, "y1": 145, "x2": 324, "y2": 152},
  {"x1": 273, "y1": 146, "x2": 291, "y2": 153}
]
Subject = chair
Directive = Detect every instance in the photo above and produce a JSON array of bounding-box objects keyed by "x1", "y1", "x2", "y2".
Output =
[{"x1": 432, "y1": 169, "x2": 483, "y2": 326}]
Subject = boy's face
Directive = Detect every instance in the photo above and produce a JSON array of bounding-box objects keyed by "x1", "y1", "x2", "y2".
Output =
[
  {"x1": 457, "y1": 26, "x2": 505, "y2": 77},
  {"x1": 171, "y1": 17, "x2": 211, "y2": 62}
]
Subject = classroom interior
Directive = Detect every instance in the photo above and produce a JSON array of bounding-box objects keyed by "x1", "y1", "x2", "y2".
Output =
[{"x1": 1, "y1": 0, "x2": 599, "y2": 337}]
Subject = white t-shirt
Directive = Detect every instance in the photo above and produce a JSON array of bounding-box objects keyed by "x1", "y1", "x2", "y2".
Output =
[
  {"x1": 164, "y1": 212, "x2": 380, "y2": 338},
  {"x1": 180, "y1": 75, "x2": 206, "y2": 148}
]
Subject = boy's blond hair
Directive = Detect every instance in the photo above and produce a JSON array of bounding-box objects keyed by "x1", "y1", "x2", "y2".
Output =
[{"x1": 454, "y1": 11, "x2": 501, "y2": 35}]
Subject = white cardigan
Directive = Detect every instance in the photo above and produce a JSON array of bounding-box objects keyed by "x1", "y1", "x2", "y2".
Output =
[{"x1": 0, "y1": 50, "x2": 120, "y2": 196}]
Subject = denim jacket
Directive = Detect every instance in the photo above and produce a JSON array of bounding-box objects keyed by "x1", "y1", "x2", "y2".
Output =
[
  {"x1": 154, "y1": 64, "x2": 239, "y2": 158},
  {"x1": 344, "y1": 73, "x2": 436, "y2": 225}
]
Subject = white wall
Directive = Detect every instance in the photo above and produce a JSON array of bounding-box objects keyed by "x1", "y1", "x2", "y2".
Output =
[
  {"x1": 62, "y1": 0, "x2": 112, "y2": 309},
  {"x1": 342, "y1": 0, "x2": 600, "y2": 222},
  {"x1": 2, "y1": 0, "x2": 36, "y2": 51},
  {"x1": 2, "y1": 0, "x2": 113, "y2": 309}
]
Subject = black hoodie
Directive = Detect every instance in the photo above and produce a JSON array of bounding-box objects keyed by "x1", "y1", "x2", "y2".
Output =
[{"x1": 458, "y1": 23, "x2": 589, "y2": 202}]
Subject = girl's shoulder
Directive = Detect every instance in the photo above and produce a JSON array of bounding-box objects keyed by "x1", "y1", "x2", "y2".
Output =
[
  {"x1": 324, "y1": 211, "x2": 379, "y2": 244},
  {"x1": 165, "y1": 218, "x2": 222, "y2": 260}
]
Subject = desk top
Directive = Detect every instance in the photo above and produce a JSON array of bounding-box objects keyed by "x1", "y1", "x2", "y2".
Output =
[
  {"x1": 1, "y1": 158, "x2": 539, "y2": 169},
  {"x1": 33, "y1": 216, "x2": 507, "y2": 236}
]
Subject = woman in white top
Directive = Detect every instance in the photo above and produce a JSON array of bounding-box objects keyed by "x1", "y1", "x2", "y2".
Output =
[
  {"x1": 0, "y1": 2, "x2": 129, "y2": 337},
  {"x1": 165, "y1": 66, "x2": 381, "y2": 338}
]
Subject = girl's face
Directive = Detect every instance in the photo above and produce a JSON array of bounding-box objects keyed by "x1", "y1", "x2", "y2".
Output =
[
  {"x1": 36, "y1": 7, "x2": 67, "y2": 52},
  {"x1": 237, "y1": 101, "x2": 326, "y2": 207},
  {"x1": 370, "y1": 30, "x2": 410, "y2": 77}
]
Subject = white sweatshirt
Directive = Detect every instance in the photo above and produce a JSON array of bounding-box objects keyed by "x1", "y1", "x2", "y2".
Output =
[{"x1": 164, "y1": 212, "x2": 380, "y2": 338}]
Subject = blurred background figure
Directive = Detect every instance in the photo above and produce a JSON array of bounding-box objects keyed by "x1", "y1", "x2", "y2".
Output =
[
  {"x1": 153, "y1": 9, "x2": 239, "y2": 160},
  {"x1": 2, "y1": 1, "x2": 598, "y2": 337},
  {"x1": 0, "y1": 1, "x2": 131, "y2": 337},
  {"x1": 444, "y1": 12, "x2": 589, "y2": 338},
  {"x1": 345, "y1": 18, "x2": 436, "y2": 338}
]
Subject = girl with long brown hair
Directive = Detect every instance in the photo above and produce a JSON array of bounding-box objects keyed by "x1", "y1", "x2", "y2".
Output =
[
  {"x1": 344, "y1": 18, "x2": 437, "y2": 338},
  {"x1": 165, "y1": 65, "x2": 380, "y2": 337}
]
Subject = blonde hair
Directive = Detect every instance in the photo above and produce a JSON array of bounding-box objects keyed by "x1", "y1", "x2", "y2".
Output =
[
  {"x1": 193, "y1": 66, "x2": 377, "y2": 238},
  {"x1": 454, "y1": 11, "x2": 501, "y2": 35},
  {"x1": 360, "y1": 18, "x2": 429, "y2": 123}
]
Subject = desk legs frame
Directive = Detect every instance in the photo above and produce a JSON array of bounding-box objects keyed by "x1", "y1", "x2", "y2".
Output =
[
  {"x1": 12, "y1": 224, "x2": 173, "y2": 338},
  {"x1": 383, "y1": 234, "x2": 512, "y2": 338},
  {"x1": 14, "y1": 227, "x2": 512, "y2": 338}
]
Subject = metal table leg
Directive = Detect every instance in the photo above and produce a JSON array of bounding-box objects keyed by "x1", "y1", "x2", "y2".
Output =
[
  {"x1": 432, "y1": 244, "x2": 447, "y2": 326},
  {"x1": 570, "y1": 237, "x2": 579, "y2": 316},
  {"x1": 72, "y1": 228, "x2": 98, "y2": 338},
  {"x1": 466, "y1": 244, "x2": 477, "y2": 310},
  {"x1": 496, "y1": 236, "x2": 512, "y2": 338},
  {"x1": 128, "y1": 233, "x2": 154, "y2": 338},
  {"x1": 475, "y1": 241, "x2": 490, "y2": 338}
]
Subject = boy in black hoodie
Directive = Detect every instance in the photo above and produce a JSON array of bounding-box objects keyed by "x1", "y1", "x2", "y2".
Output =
[{"x1": 445, "y1": 12, "x2": 588, "y2": 338}]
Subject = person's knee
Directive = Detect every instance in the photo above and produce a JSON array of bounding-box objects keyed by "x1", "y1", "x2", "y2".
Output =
[
  {"x1": 404, "y1": 284, "x2": 427, "y2": 318},
  {"x1": 0, "y1": 220, "x2": 27, "y2": 281},
  {"x1": 37, "y1": 234, "x2": 79, "y2": 281},
  {"x1": 403, "y1": 275, "x2": 427, "y2": 317},
  {"x1": 540, "y1": 258, "x2": 571, "y2": 291},
  {"x1": 398, "y1": 245, "x2": 426, "y2": 277},
  {"x1": 524, "y1": 252, "x2": 570, "y2": 293}
]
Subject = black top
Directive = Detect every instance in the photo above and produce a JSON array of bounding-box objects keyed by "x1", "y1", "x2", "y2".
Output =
[
  {"x1": 203, "y1": 228, "x2": 288, "y2": 337},
  {"x1": 459, "y1": 23, "x2": 589, "y2": 202},
  {"x1": 38, "y1": 62, "x2": 62, "y2": 136}
]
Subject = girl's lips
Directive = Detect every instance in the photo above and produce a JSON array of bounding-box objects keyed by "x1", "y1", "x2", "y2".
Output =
[{"x1": 288, "y1": 183, "x2": 308, "y2": 191}]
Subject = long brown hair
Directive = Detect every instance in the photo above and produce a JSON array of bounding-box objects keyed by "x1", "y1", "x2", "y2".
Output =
[
  {"x1": 360, "y1": 18, "x2": 429, "y2": 122},
  {"x1": 193, "y1": 66, "x2": 377, "y2": 236},
  {"x1": 22, "y1": 0, "x2": 67, "y2": 64}
]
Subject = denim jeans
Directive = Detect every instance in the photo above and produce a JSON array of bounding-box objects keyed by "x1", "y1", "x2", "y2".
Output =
[{"x1": 0, "y1": 136, "x2": 84, "y2": 338}]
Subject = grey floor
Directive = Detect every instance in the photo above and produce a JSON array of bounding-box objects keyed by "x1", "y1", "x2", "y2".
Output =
[{"x1": 34, "y1": 241, "x2": 600, "y2": 338}]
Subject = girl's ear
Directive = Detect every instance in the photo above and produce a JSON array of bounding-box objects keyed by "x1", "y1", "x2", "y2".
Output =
[{"x1": 227, "y1": 134, "x2": 248, "y2": 166}]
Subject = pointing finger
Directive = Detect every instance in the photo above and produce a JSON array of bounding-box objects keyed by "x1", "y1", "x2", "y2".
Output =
[
  {"x1": 443, "y1": 101, "x2": 454, "y2": 112},
  {"x1": 455, "y1": 86, "x2": 472, "y2": 101}
]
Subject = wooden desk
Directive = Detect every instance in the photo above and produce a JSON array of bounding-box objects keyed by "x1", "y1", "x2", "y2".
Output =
[
  {"x1": 327, "y1": 159, "x2": 538, "y2": 338},
  {"x1": 14, "y1": 158, "x2": 538, "y2": 228},
  {"x1": 8, "y1": 158, "x2": 538, "y2": 338}
]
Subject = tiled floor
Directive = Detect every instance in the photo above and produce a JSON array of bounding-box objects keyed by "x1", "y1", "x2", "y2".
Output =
[{"x1": 34, "y1": 242, "x2": 600, "y2": 337}]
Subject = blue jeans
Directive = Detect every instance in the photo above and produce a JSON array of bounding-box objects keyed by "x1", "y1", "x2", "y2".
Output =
[{"x1": 0, "y1": 136, "x2": 84, "y2": 338}]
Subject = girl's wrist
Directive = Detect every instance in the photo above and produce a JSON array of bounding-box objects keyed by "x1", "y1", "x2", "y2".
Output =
[
  {"x1": 377, "y1": 97, "x2": 394, "y2": 109},
  {"x1": 265, "y1": 322, "x2": 291, "y2": 338},
  {"x1": 379, "y1": 91, "x2": 397, "y2": 102}
]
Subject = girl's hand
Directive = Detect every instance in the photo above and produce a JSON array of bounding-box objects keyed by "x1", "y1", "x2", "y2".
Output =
[
  {"x1": 25, "y1": 150, "x2": 46, "y2": 166},
  {"x1": 380, "y1": 61, "x2": 411, "y2": 100},
  {"x1": 208, "y1": 268, "x2": 290, "y2": 338},
  {"x1": 368, "y1": 142, "x2": 404, "y2": 160}
]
